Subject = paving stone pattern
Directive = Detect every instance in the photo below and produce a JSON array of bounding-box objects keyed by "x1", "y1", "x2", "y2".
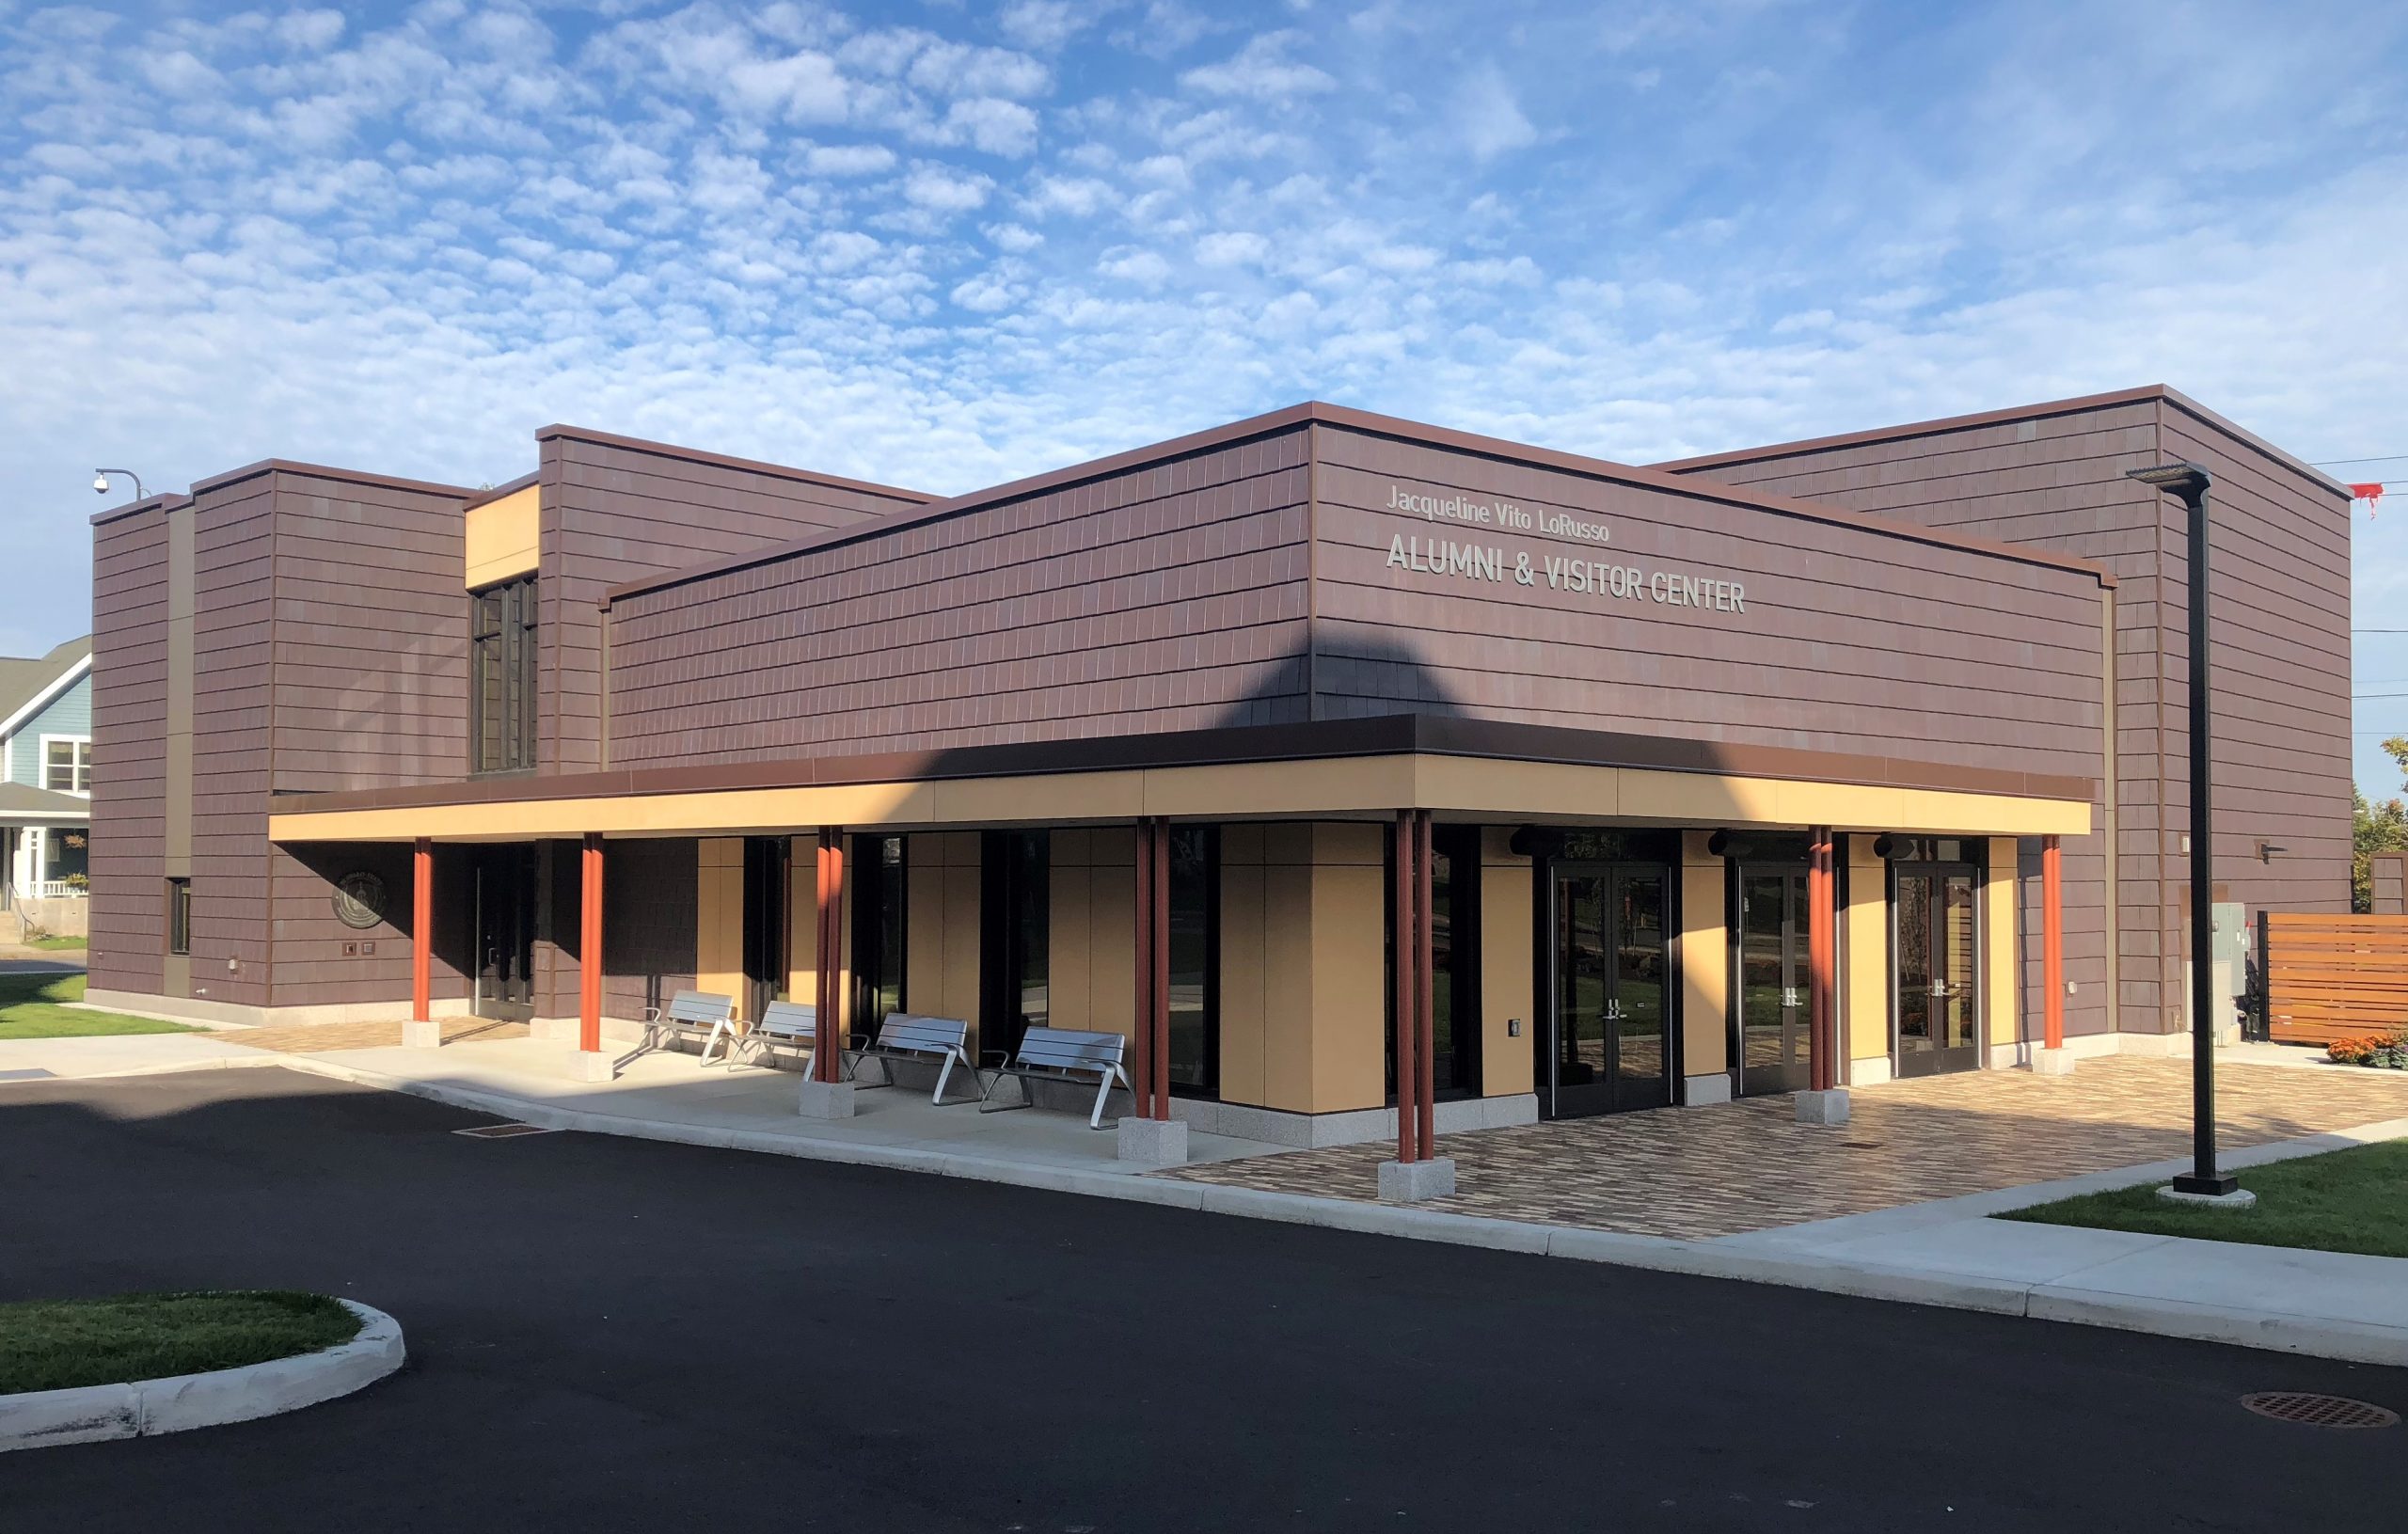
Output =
[{"x1": 1154, "y1": 1058, "x2": 2408, "y2": 1240}]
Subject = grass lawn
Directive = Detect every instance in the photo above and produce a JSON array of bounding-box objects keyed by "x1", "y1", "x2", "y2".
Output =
[
  {"x1": 23, "y1": 935, "x2": 88, "y2": 951},
  {"x1": 0, "y1": 1291, "x2": 359, "y2": 1395},
  {"x1": 0, "y1": 972, "x2": 199, "y2": 1038},
  {"x1": 2003, "y1": 1138, "x2": 2408, "y2": 1259}
]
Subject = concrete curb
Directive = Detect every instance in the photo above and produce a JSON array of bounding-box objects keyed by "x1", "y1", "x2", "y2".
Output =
[
  {"x1": 96, "y1": 1054, "x2": 2408, "y2": 1369},
  {"x1": 0, "y1": 1300, "x2": 404, "y2": 1452}
]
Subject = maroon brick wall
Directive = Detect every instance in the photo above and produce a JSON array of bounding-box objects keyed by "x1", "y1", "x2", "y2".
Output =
[
  {"x1": 604, "y1": 423, "x2": 1315, "y2": 763},
  {"x1": 187, "y1": 472, "x2": 277, "y2": 1009},
  {"x1": 86, "y1": 500, "x2": 169, "y2": 996},
  {"x1": 538, "y1": 431, "x2": 929, "y2": 775},
  {"x1": 1657, "y1": 387, "x2": 2353, "y2": 1036}
]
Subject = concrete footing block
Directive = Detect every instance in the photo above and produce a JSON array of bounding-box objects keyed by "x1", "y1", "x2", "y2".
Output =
[
  {"x1": 797, "y1": 1079, "x2": 857, "y2": 1119},
  {"x1": 1377, "y1": 1157, "x2": 1458, "y2": 1203},
  {"x1": 572, "y1": 1051, "x2": 614, "y2": 1083},
  {"x1": 2157, "y1": 1183, "x2": 2257, "y2": 1210},
  {"x1": 1794, "y1": 1088, "x2": 1851, "y2": 1126},
  {"x1": 2031, "y1": 1048, "x2": 2076, "y2": 1076},
  {"x1": 1116, "y1": 1115, "x2": 1188, "y2": 1166},
  {"x1": 400, "y1": 1020, "x2": 441, "y2": 1049}
]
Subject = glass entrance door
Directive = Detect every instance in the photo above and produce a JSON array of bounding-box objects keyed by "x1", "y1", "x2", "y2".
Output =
[
  {"x1": 1735, "y1": 867, "x2": 1811, "y2": 1097},
  {"x1": 1894, "y1": 863, "x2": 1980, "y2": 1077},
  {"x1": 472, "y1": 846, "x2": 536, "y2": 1022},
  {"x1": 1544, "y1": 863, "x2": 1671, "y2": 1117}
]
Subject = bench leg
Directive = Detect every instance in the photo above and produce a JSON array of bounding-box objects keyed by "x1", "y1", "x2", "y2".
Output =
[
  {"x1": 931, "y1": 1052, "x2": 958, "y2": 1106},
  {"x1": 1089, "y1": 1071, "x2": 1117, "y2": 1131},
  {"x1": 698, "y1": 1021, "x2": 732, "y2": 1067},
  {"x1": 978, "y1": 1072, "x2": 1031, "y2": 1115}
]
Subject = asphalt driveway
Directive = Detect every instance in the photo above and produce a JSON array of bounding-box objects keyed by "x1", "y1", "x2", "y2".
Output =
[{"x1": 3, "y1": 1067, "x2": 2402, "y2": 1532}]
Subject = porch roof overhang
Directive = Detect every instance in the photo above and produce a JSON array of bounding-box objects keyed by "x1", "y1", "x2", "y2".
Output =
[
  {"x1": 267, "y1": 717, "x2": 2094, "y2": 845},
  {"x1": 0, "y1": 783, "x2": 92, "y2": 822}
]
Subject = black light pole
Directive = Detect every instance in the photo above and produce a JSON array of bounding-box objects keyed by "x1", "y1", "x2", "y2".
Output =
[{"x1": 2127, "y1": 461, "x2": 2239, "y2": 1197}]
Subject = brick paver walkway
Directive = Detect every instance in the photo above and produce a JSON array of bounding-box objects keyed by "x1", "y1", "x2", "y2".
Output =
[
  {"x1": 227, "y1": 1018, "x2": 531, "y2": 1053},
  {"x1": 1154, "y1": 1058, "x2": 2408, "y2": 1240}
]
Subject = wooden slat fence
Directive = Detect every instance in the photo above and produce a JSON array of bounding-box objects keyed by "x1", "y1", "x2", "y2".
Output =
[{"x1": 2263, "y1": 912, "x2": 2408, "y2": 1044}]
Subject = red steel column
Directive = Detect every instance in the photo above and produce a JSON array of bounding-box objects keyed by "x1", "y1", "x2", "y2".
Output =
[
  {"x1": 1132, "y1": 819, "x2": 1155, "y2": 1120},
  {"x1": 817, "y1": 830, "x2": 845, "y2": 1083},
  {"x1": 1414, "y1": 809, "x2": 1436, "y2": 1161},
  {"x1": 2043, "y1": 833, "x2": 2065, "y2": 1052},
  {"x1": 578, "y1": 831, "x2": 604, "y2": 1055},
  {"x1": 1392, "y1": 810, "x2": 1418, "y2": 1163},
  {"x1": 1150, "y1": 819, "x2": 1171, "y2": 1121},
  {"x1": 1806, "y1": 828, "x2": 1834, "y2": 1093},
  {"x1": 411, "y1": 837, "x2": 433, "y2": 1027}
]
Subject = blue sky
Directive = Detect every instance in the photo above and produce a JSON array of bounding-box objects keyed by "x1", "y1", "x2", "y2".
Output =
[{"x1": 4, "y1": 0, "x2": 2406, "y2": 786}]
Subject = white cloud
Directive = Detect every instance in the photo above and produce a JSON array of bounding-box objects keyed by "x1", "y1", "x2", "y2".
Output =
[
  {"x1": 802, "y1": 142, "x2": 897, "y2": 176},
  {"x1": 1097, "y1": 245, "x2": 1170, "y2": 285},
  {"x1": 1180, "y1": 31, "x2": 1334, "y2": 101},
  {"x1": 942, "y1": 97, "x2": 1040, "y2": 156},
  {"x1": 984, "y1": 221, "x2": 1044, "y2": 252},
  {"x1": 903, "y1": 163, "x2": 993, "y2": 212},
  {"x1": 1456, "y1": 66, "x2": 1537, "y2": 160},
  {"x1": 1196, "y1": 229, "x2": 1267, "y2": 266}
]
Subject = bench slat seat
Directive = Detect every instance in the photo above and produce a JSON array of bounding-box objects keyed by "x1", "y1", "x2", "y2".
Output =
[
  {"x1": 978, "y1": 1026, "x2": 1131, "y2": 1130},
  {"x1": 728, "y1": 999, "x2": 824, "y2": 1072},
  {"x1": 852, "y1": 1013, "x2": 976, "y2": 1105},
  {"x1": 641, "y1": 989, "x2": 738, "y2": 1066}
]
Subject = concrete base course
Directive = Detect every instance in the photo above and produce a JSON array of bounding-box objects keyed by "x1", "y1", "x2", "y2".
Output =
[
  {"x1": 400, "y1": 1020, "x2": 441, "y2": 1049},
  {"x1": 796, "y1": 1079, "x2": 857, "y2": 1119},
  {"x1": 1115, "y1": 1115, "x2": 1188, "y2": 1166},
  {"x1": 1794, "y1": 1088, "x2": 1851, "y2": 1125},
  {"x1": 0, "y1": 1300, "x2": 404, "y2": 1452}
]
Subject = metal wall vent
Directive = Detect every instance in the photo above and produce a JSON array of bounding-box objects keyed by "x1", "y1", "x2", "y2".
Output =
[
  {"x1": 453, "y1": 1122, "x2": 556, "y2": 1139},
  {"x1": 2241, "y1": 1392, "x2": 2399, "y2": 1429}
]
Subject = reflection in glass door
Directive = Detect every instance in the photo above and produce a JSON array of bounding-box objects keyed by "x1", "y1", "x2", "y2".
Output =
[
  {"x1": 1894, "y1": 862, "x2": 1980, "y2": 1077},
  {"x1": 1735, "y1": 868, "x2": 1811, "y2": 1097},
  {"x1": 472, "y1": 846, "x2": 537, "y2": 1022},
  {"x1": 1544, "y1": 864, "x2": 1671, "y2": 1117}
]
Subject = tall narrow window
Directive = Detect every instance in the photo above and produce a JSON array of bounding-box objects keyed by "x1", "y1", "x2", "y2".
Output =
[
  {"x1": 981, "y1": 830, "x2": 1050, "y2": 1060},
  {"x1": 850, "y1": 834, "x2": 908, "y2": 1033},
  {"x1": 1386, "y1": 823, "x2": 1482, "y2": 1100},
  {"x1": 1165, "y1": 826, "x2": 1221, "y2": 1096},
  {"x1": 469, "y1": 576, "x2": 538, "y2": 773},
  {"x1": 166, "y1": 878, "x2": 193, "y2": 957}
]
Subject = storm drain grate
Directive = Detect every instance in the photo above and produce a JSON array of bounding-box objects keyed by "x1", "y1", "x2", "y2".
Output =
[
  {"x1": 2241, "y1": 1392, "x2": 2399, "y2": 1429},
  {"x1": 1838, "y1": 1141, "x2": 1884, "y2": 1150},
  {"x1": 0, "y1": 1067, "x2": 58, "y2": 1082},
  {"x1": 453, "y1": 1122, "x2": 557, "y2": 1139}
]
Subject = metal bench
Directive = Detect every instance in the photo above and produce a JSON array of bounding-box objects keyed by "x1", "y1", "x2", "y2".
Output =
[
  {"x1": 852, "y1": 1013, "x2": 978, "y2": 1105},
  {"x1": 728, "y1": 999, "x2": 826, "y2": 1072},
  {"x1": 978, "y1": 1026, "x2": 1132, "y2": 1130},
  {"x1": 641, "y1": 989, "x2": 737, "y2": 1066}
]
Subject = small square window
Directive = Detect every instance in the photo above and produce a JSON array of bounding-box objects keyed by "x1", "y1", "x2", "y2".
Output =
[{"x1": 44, "y1": 739, "x2": 92, "y2": 794}]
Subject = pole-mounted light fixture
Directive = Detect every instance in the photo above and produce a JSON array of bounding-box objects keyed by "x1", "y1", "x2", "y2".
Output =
[
  {"x1": 2127, "y1": 460, "x2": 2241, "y2": 1199},
  {"x1": 93, "y1": 468, "x2": 147, "y2": 501}
]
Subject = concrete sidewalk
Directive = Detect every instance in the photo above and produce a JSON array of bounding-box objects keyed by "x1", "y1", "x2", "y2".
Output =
[{"x1": 5, "y1": 1031, "x2": 2404, "y2": 1368}]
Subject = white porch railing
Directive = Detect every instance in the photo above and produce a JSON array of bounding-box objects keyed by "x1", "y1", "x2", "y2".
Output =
[{"x1": 32, "y1": 881, "x2": 87, "y2": 899}]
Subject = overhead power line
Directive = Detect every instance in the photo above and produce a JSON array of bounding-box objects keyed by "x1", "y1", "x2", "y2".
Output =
[{"x1": 2316, "y1": 455, "x2": 2408, "y2": 467}]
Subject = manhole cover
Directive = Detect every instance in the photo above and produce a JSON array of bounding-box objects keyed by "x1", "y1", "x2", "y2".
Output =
[
  {"x1": 2241, "y1": 1392, "x2": 2399, "y2": 1429},
  {"x1": 453, "y1": 1122, "x2": 556, "y2": 1139}
]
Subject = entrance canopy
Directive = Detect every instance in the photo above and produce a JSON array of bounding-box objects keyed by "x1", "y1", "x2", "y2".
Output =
[{"x1": 268, "y1": 715, "x2": 2090, "y2": 845}]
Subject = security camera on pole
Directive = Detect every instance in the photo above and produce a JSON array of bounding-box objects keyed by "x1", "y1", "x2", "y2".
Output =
[{"x1": 93, "y1": 468, "x2": 146, "y2": 501}]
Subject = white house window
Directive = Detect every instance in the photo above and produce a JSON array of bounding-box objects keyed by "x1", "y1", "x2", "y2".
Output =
[{"x1": 43, "y1": 737, "x2": 92, "y2": 794}]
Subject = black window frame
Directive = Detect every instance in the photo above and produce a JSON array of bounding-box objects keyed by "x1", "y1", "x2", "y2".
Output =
[
  {"x1": 1164, "y1": 824, "x2": 1222, "y2": 1099},
  {"x1": 468, "y1": 574, "x2": 539, "y2": 775},
  {"x1": 166, "y1": 877, "x2": 192, "y2": 957}
]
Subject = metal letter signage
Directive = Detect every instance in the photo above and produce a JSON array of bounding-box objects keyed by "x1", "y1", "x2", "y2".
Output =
[{"x1": 1381, "y1": 482, "x2": 1751, "y2": 617}]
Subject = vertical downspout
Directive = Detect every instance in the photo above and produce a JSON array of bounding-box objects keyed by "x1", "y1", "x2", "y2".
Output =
[{"x1": 2099, "y1": 581, "x2": 2120, "y2": 1038}]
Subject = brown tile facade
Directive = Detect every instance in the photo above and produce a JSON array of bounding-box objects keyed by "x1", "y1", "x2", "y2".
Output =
[{"x1": 1660, "y1": 387, "x2": 2353, "y2": 1042}]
